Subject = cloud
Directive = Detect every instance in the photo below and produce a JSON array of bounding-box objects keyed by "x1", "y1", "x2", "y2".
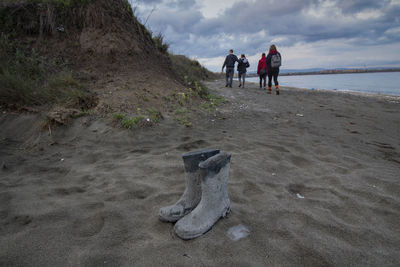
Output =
[{"x1": 134, "y1": 0, "x2": 400, "y2": 71}]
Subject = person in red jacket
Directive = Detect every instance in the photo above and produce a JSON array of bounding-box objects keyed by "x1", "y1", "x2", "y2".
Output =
[{"x1": 257, "y1": 53, "x2": 267, "y2": 89}]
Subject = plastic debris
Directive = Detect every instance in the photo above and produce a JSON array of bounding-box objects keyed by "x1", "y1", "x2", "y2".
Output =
[
  {"x1": 227, "y1": 224, "x2": 250, "y2": 241},
  {"x1": 296, "y1": 193, "x2": 304, "y2": 199},
  {"x1": 271, "y1": 173, "x2": 276, "y2": 176},
  {"x1": 60, "y1": 158, "x2": 65, "y2": 162},
  {"x1": 296, "y1": 113, "x2": 304, "y2": 117},
  {"x1": 146, "y1": 118, "x2": 150, "y2": 122},
  {"x1": 56, "y1": 26, "x2": 65, "y2": 32}
]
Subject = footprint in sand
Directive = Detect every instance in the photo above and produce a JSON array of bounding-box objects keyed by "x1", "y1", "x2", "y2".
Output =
[
  {"x1": 288, "y1": 155, "x2": 311, "y2": 167},
  {"x1": 181, "y1": 136, "x2": 191, "y2": 142},
  {"x1": 242, "y1": 180, "x2": 264, "y2": 196},
  {"x1": 2, "y1": 214, "x2": 33, "y2": 234},
  {"x1": 286, "y1": 183, "x2": 306, "y2": 195},
  {"x1": 54, "y1": 186, "x2": 86, "y2": 195},
  {"x1": 106, "y1": 185, "x2": 156, "y2": 202},
  {"x1": 175, "y1": 140, "x2": 209, "y2": 151},
  {"x1": 130, "y1": 148, "x2": 150, "y2": 154},
  {"x1": 71, "y1": 213, "x2": 105, "y2": 237},
  {"x1": 81, "y1": 253, "x2": 124, "y2": 267}
]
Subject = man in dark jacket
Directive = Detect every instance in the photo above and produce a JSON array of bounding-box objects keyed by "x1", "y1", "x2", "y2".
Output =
[
  {"x1": 222, "y1": 49, "x2": 238, "y2": 88},
  {"x1": 266, "y1": 44, "x2": 282, "y2": 95}
]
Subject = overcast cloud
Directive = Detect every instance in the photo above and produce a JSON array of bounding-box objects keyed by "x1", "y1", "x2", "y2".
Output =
[{"x1": 133, "y1": 0, "x2": 400, "y2": 71}]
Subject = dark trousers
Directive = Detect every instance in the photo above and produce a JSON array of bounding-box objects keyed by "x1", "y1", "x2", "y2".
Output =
[
  {"x1": 225, "y1": 67, "x2": 234, "y2": 87},
  {"x1": 238, "y1": 71, "x2": 246, "y2": 86},
  {"x1": 259, "y1": 73, "x2": 266, "y2": 88},
  {"x1": 268, "y1": 68, "x2": 279, "y2": 87}
]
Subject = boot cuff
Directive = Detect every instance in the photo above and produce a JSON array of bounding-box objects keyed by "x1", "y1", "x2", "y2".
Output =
[
  {"x1": 182, "y1": 149, "x2": 220, "y2": 172},
  {"x1": 199, "y1": 152, "x2": 231, "y2": 173}
]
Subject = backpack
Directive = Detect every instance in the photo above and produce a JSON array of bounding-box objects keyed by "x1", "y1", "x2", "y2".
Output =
[{"x1": 271, "y1": 53, "x2": 281, "y2": 68}]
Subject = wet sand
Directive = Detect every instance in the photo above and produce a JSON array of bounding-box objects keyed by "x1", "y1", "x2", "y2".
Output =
[{"x1": 1, "y1": 79, "x2": 399, "y2": 266}]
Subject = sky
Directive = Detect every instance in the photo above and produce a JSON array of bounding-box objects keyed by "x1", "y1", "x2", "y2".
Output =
[{"x1": 132, "y1": 0, "x2": 400, "y2": 72}]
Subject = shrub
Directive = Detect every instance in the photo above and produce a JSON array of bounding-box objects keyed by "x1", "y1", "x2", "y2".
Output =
[
  {"x1": 0, "y1": 34, "x2": 89, "y2": 106},
  {"x1": 146, "y1": 108, "x2": 162, "y2": 123},
  {"x1": 153, "y1": 33, "x2": 169, "y2": 54},
  {"x1": 121, "y1": 115, "x2": 145, "y2": 129}
]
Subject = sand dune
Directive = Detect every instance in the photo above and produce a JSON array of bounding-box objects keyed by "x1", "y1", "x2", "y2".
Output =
[{"x1": 1, "y1": 80, "x2": 399, "y2": 266}]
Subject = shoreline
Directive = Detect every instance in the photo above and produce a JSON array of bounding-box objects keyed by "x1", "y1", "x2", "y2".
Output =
[
  {"x1": 265, "y1": 83, "x2": 400, "y2": 100},
  {"x1": 246, "y1": 69, "x2": 400, "y2": 77},
  {"x1": 245, "y1": 79, "x2": 400, "y2": 98}
]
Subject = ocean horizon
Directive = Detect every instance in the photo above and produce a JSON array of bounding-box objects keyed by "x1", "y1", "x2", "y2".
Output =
[{"x1": 247, "y1": 72, "x2": 400, "y2": 96}]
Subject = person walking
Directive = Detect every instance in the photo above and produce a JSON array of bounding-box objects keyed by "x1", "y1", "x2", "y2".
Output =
[
  {"x1": 257, "y1": 53, "x2": 267, "y2": 89},
  {"x1": 237, "y1": 54, "x2": 250, "y2": 88},
  {"x1": 266, "y1": 44, "x2": 282, "y2": 95},
  {"x1": 222, "y1": 49, "x2": 239, "y2": 88}
]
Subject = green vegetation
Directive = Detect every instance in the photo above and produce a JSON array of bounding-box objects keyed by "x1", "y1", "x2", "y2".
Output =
[
  {"x1": 0, "y1": 0, "x2": 218, "y2": 125},
  {"x1": 169, "y1": 54, "x2": 215, "y2": 83},
  {"x1": 1, "y1": 0, "x2": 92, "y2": 7},
  {"x1": 168, "y1": 55, "x2": 217, "y2": 111},
  {"x1": 121, "y1": 115, "x2": 145, "y2": 129},
  {"x1": 113, "y1": 108, "x2": 163, "y2": 129},
  {"x1": 201, "y1": 94, "x2": 226, "y2": 112},
  {"x1": 174, "y1": 108, "x2": 192, "y2": 127},
  {"x1": 113, "y1": 113, "x2": 124, "y2": 121},
  {"x1": 146, "y1": 108, "x2": 163, "y2": 123},
  {"x1": 153, "y1": 33, "x2": 169, "y2": 54},
  {"x1": 0, "y1": 34, "x2": 90, "y2": 106}
]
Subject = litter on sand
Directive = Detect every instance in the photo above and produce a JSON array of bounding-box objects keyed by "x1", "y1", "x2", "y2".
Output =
[
  {"x1": 227, "y1": 224, "x2": 250, "y2": 241},
  {"x1": 296, "y1": 113, "x2": 304, "y2": 117},
  {"x1": 296, "y1": 193, "x2": 305, "y2": 199}
]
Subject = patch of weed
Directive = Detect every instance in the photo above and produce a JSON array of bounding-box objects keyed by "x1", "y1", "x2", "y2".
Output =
[
  {"x1": 174, "y1": 108, "x2": 192, "y2": 127},
  {"x1": 0, "y1": 34, "x2": 89, "y2": 106},
  {"x1": 121, "y1": 115, "x2": 145, "y2": 129},
  {"x1": 113, "y1": 113, "x2": 124, "y2": 121},
  {"x1": 146, "y1": 108, "x2": 162, "y2": 123}
]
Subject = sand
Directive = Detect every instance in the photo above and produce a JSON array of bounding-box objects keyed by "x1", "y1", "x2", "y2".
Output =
[{"x1": 1, "y1": 79, "x2": 400, "y2": 266}]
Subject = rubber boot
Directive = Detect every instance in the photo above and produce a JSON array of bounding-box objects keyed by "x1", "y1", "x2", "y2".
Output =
[
  {"x1": 159, "y1": 149, "x2": 220, "y2": 222},
  {"x1": 267, "y1": 86, "x2": 272, "y2": 94},
  {"x1": 174, "y1": 152, "x2": 231, "y2": 240},
  {"x1": 276, "y1": 85, "x2": 279, "y2": 95}
]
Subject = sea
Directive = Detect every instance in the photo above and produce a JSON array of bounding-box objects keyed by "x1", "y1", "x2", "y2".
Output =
[{"x1": 247, "y1": 72, "x2": 400, "y2": 96}]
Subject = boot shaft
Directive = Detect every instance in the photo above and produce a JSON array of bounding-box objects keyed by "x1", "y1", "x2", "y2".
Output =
[
  {"x1": 181, "y1": 149, "x2": 220, "y2": 200},
  {"x1": 199, "y1": 152, "x2": 231, "y2": 195}
]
